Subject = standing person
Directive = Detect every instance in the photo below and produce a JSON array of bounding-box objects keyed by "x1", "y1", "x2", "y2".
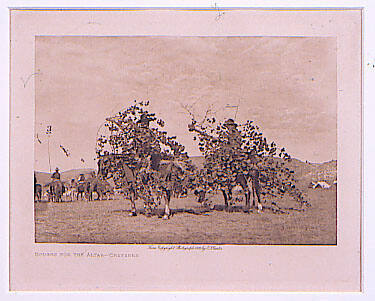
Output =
[{"x1": 69, "y1": 178, "x2": 77, "y2": 201}]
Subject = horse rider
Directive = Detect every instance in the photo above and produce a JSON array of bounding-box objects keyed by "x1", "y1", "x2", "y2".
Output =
[
  {"x1": 78, "y1": 173, "x2": 86, "y2": 183},
  {"x1": 51, "y1": 167, "x2": 61, "y2": 182},
  {"x1": 49, "y1": 167, "x2": 61, "y2": 201}
]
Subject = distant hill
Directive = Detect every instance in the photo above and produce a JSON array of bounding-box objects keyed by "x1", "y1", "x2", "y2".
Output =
[
  {"x1": 34, "y1": 171, "x2": 52, "y2": 186},
  {"x1": 61, "y1": 168, "x2": 96, "y2": 181},
  {"x1": 300, "y1": 159, "x2": 337, "y2": 187}
]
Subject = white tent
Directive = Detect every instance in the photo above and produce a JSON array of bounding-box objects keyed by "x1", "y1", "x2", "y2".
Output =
[{"x1": 311, "y1": 181, "x2": 331, "y2": 189}]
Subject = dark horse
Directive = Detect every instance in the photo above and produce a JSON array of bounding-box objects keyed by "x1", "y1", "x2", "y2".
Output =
[
  {"x1": 76, "y1": 181, "x2": 89, "y2": 201},
  {"x1": 221, "y1": 168, "x2": 262, "y2": 211},
  {"x1": 34, "y1": 183, "x2": 42, "y2": 201},
  {"x1": 86, "y1": 176, "x2": 112, "y2": 201},
  {"x1": 98, "y1": 153, "x2": 184, "y2": 219}
]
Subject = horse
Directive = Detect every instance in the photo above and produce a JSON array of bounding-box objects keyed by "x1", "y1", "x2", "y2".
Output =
[
  {"x1": 65, "y1": 188, "x2": 75, "y2": 202},
  {"x1": 49, "y1": 180, "x2": 64, "y2": 202},
  {"x1": 76, "y1": 181, "x2": 89, "y2": 201},
  {"x1": 220, "y1": 169, "x2": 262, "y2": 211},
  {"x1": 97, "y1": 153, "x2": 185, "y2": 219},
  {"x1": 34, "y1": 183, "x2": 42, "y2": 202},
  {"x1": 86, "y1": 176, "x2": 113, "y2": 201},
  {"x1": 151, "y1": 158, "x2": 185, "y2": 218},
  {"x1": 97, "y1": 153, "x2": 138, "y2": 207}
]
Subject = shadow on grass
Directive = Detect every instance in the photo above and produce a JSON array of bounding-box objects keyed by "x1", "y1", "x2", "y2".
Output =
[{"x1": 110, "y1": 203, "x2": 306, "y2": 218}]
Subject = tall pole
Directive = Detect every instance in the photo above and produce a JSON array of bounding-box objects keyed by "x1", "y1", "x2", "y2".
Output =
[
  {"x1": 47, "y1": 136, "x2": 51, "y2": 173},
  {"x1": 46, "y1": 125, "x2": 52, "y2": 173}
]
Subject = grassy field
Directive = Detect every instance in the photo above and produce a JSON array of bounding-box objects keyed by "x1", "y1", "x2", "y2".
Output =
[{"x1": 34, "y1": 187, "x2": 336, "y2": 245}]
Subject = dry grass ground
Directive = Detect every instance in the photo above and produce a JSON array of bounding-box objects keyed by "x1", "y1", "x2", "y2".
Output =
[{"x1": 34, "y1": 187, "x2": 336, "y2": 245}]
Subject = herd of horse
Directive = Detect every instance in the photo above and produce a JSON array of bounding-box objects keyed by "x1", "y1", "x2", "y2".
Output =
[
  {"x1": 34, "y1": 174, "x2": 114, "y2": 203},
  {"x1": 34, "y1": 154, "x2": 263, "y2": 219},
  {"x1": 96, "y1": 153, "x2": 263, "y2": 219}
]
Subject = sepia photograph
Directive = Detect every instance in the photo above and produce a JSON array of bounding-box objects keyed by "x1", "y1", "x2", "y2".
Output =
[
  {"x1": 9, "y1": 8, "x2": 362, "y2": 291},
  {"x1": 34, "y1": 36, "x2": 337, "y2": 245}
]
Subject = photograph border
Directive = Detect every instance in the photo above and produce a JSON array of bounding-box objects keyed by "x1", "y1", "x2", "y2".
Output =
[{"x1": 8, "y1": 5, "x2": 363, "y2": 293}]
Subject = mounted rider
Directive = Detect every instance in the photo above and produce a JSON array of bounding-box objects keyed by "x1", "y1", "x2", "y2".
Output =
[
  {"x1": 49, "y1": 167, "x2": 63, "y2": 202},
  {"x1": 51, "y1": 167, "x2": 61, "y2": 182},
  {"x1": 78, "y1": 173, "x2": 86, "y2": 184}
]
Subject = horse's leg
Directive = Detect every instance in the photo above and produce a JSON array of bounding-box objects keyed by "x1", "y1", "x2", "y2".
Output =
[
  {"x1": 58, "y1": 187, "x2": 62, "y2": 202},
  {"x1": 251, "y1": 180, "x2": 262, "y2": 211},
  {"x1": 254, "y1": 182, "x2": 262, "y2": 211},
  {"x1": 163, "y1": 189, "x2": 171, "y2": 220},
  {"x1": 239, "y1": 177, "x2": 250, "y2": 208},
  {"x1": 245, "y1": 179, "x2": 252, "y2": 208},
  {"x1": 221, "y1": 189, "x2": 229, "y2": 208},
  {"x1": 50, "y1": 186, "x2": 54, "y2": 202},
  {"x1": 87, "y1": 187, "x2": 91, "y2": 201},
  {"x1": 198, "y1": 190, "x2": 206, "y2": 204},
  {"x1": 251, "y1": 182, "x2": 255, "y2": 207},
  {"x1": 53, "y1": 188, "x2": 56, "y2": 203},
  {"x1": 244, "y1": 187, "x2": 250, "y2": 209},
  {"x1": 129, "y1": 188, "x2": 137, "y2": 216},
  {"x1": 228, "y1": 188, "x2": 233, "y2": 201}
]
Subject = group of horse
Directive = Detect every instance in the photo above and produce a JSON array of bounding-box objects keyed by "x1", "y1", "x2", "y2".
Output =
[
  {"x1": 34, "y1": 153, "x2": 263, "y2": 218},
  {"x1": 34, "y1": 175, "x2": 114, "y2": 203},
  {"x1": 96, "y1": 153, "x2": 263, "y2": 219}
]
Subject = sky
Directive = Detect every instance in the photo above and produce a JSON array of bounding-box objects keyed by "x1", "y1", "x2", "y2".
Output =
[{"x1": 35, "y1": 36, "x2": 337, "y2": 172}]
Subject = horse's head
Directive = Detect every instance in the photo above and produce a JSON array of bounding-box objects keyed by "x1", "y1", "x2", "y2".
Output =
[{"x1": 97, "y1": 155, "x2": 111, "y2": 179}]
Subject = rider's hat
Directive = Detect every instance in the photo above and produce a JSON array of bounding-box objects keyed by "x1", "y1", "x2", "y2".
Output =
[
  {"x1": 138, "y1": 113, "x2": 151, "y2": 127},
  {"x1": 224, "y1": 118, "x2": 237, "y2": 128}
]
